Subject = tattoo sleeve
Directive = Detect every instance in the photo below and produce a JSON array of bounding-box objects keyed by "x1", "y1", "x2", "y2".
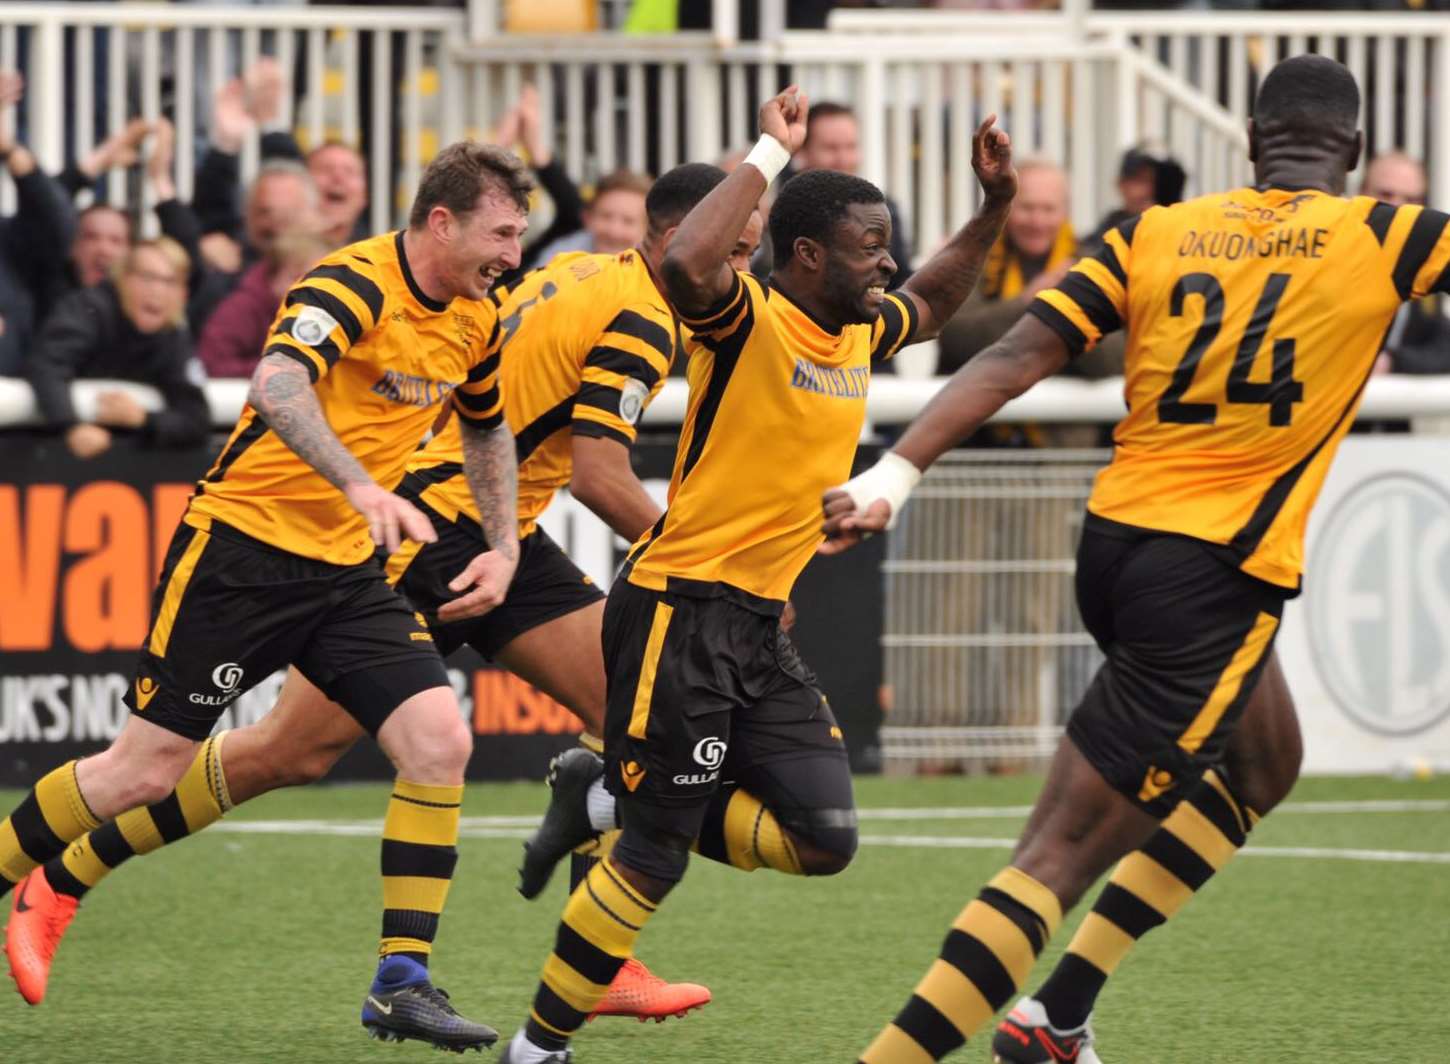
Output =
[
  {"x1": 247, "y1": 353, "x2": 372, "y2": 490},
  {"x1": 902, "y1": 198, "x2": 1013, "y2": 340},
  {"x1": 459, "y1": 418, "x2": 520, "y2": 562}
]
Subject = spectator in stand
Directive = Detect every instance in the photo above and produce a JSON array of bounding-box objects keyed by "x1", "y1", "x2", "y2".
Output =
[
  {"x1": 528, "y1": 168, "x2": 653, "y2": 264},
  {"x1": 0, "y1": 72, "x2": 78, "y2": 377},
  {"x1": 782, "y1": 101, "x2": 913, "y2": 288},
  {"x1": 936, "y1": 158, "x2": 1123, "y2": 445},
  {"x1": 1085, "y1": 142, "x2": 1187, "y2": 249},
  {"x1": 68, "y1": 206, "x2": 132, "y2": 290},
  {"x1": 306, "y1": 141, "x2": 370, "y2": 245},
  {"x1": 27, "y1": 237, "x2": 209, "y2": 459},
  {"x1": 196, "y1": 227, "x2": 334, "y2": 378},
  {"x1": 153, "y1": 95, "x2": 317, "y2": 333},
  {"x1": 937, "y1": 159, "x2": 1078, "y2": 373},
  {"x1": 1362, "y1": 151, "x2": 1450, "y2": 375}
]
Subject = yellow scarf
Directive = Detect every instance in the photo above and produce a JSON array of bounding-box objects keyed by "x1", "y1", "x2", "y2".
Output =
[{"x1": 981, "y1": 223, "x2": 1078, "y2": 299}]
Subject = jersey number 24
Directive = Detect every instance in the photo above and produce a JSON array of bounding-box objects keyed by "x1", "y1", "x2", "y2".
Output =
[{"x1": 1158, "y1": 272, "x2": 1305, "y2": 428}]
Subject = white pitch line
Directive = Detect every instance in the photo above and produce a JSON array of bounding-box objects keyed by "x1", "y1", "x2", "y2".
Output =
[
  {"x1": 857, "y1": 798, "x2": 1450, "y2": 820},
  {"x1": 212, "y1": 798, "x2": 1450, "y2": 836},
  {"x1": 212, "y1": 820, "x2": 1450, "y2": 865},
  {"x1": 857, "y1": 835, "x2": 1450, "y2": 865}
]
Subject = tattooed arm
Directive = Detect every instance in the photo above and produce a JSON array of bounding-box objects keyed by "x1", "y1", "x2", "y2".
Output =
[
  {"x1": 248, "y1": 353, "x2": 435, "y2": 552},
  {"x1": 458, "y1": 418, "x2": 520, "y2": 564},
  {"x1": 898, "y1": 116, "x2": 1018, "y2": 342},
  {"x1": 437, "y1": 418, "x2": 521, "y2": 622}
]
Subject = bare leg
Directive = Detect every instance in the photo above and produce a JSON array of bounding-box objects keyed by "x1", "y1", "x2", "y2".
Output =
[{"x1": 493, "y1": 601, "x2": 607, "y2": 736}]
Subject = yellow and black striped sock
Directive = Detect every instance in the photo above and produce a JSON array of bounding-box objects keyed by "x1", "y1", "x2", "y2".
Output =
[
  {"x1": 525, "y1": 857, "x2": 656, "y2": 1048},
  {"x1": 0, "y1": 762, "x2": 101, "y2": 897},
  {"x1": 694, "y1": 786, "x2": 804, "y2": 874},
  {"x1": 1034, "y1": 770, "x2": 1254, "y2": 1029},
  {"x1": 379, "y1": 780, "x2": 463, "y2": 962},
  {"x1": 860, "y1": 867, "x2": 1063, "y2": 1063},
  {"x1": 46, "y1": 734, "x2": 233, "y2": 901}
]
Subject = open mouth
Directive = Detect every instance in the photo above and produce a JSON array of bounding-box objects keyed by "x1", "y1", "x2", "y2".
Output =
[
  {"x1": 865, "y1": 285, "x2": 886, "y2": 300},
  {"x1": 477, "y1": 265, "x2": 499, "y2": 287}
]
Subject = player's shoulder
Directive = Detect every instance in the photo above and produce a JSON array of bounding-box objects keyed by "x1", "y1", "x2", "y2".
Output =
[{"x1": 313, "y1": 231, "x2": 395, "y2": 278}]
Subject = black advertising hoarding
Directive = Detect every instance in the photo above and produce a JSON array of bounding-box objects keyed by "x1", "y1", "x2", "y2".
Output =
[{"x1": 0, "y1": 433, "x2": 884, "y2": 786}]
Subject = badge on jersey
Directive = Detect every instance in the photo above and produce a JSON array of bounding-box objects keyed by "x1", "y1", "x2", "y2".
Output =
[
  {"x1": 619, "y1": 378, "x2": 650, "y2": 425},
  {"x1": 292, "y1": 306, "x2": 340, "y2": 348}
]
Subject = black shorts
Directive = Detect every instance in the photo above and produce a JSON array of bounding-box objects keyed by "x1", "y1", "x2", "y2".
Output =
[
  {"x1": 601, "y1": 579, "x2": 849, "y2": 839},
  {"x1": 386, "y1": 474, "x2": 605, "y2": 659},
  {"x1": 1069, "y1": 514, "x2": 1290, "y2": 817},
  {"x1": 127, "y1": 517, "x2": 449, "y2": 741}
]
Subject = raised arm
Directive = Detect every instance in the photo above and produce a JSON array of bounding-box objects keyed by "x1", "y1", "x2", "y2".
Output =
[
  {"x1": 660, "y1": 87, "x2": 808, "y2": 317},
  {"x1": 896, "y1": 116, "x2": 1017, "y2": 342},
  {"x1": 820, "y1": 313, "x2": 1071, "y2": 552}
]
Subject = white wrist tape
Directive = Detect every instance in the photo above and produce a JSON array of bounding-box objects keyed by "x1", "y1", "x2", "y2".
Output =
[
  {"x1": 743, "y1": 134, "x2": 791, "y2": 184},
  {"x1": 838, "y1": 451, "x2": 922, "y2": 530}
]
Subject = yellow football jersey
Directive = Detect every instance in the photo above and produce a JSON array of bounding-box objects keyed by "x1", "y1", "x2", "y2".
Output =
[
  {"x1": 188, "y1": 231, "x2": 505, "y2": 564},
  {"x1": 623, "y1": 272, "x2": 918, "y2": 611},
  {"x1": 1034, "y1": 189, "x2": 1450, "y2": 589},
  {"x1": 407, "y1": 250, "x2": 679, "y2": 537}
]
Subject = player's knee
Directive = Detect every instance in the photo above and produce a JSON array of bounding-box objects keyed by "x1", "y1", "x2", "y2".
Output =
[
  {"x1": 1232, "y1": 739, "x2": 1302, "y2": 815},
  {"x1": 612, "y1": 822, "x2": 691, "y2": 894},
  {"x1": 792, "y1": 825, "x2": 858, "y2": 876},
  {"x1": 399, "y1": 715, "x2": 473, "y2": 782}
]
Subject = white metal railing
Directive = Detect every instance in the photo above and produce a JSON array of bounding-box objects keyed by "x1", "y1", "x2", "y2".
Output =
[
  {"x1": 451, "y1": 31, "x2": 1249, "y2": 253},
  {"x1": 0, "y1": 3, "x2": 466, "y2": 232},
  {"x1": 831, "y1": 9, "x2": 1450, "y2": 212},
  {"x1": 1, "y1": 6, "x2": 1445, "y2": 258},
  {"x1": 5, "y1": 374, "x2": 1450, "y2": 434}
]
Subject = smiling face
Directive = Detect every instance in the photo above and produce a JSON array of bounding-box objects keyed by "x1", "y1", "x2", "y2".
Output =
[
  {"x1": 820, "y1": 202, "x2": 895, "y2": 324},
  {"x1": 437, "y1": 187, "x2": 529, "y2": 301},
  {"x1": 308, "y1": 144, "x2": 368, "y2": 234},
  {"x1": 72, "y1": 207, "x2": 131, "y2": 287},
  {"x1": 119, "y1": 244, "x2": 185, "y2": 334}
]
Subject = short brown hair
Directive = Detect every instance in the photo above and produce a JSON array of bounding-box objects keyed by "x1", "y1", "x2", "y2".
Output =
[
  {"x1": 409, "y1": 141, "x2": 533, "y2": 228},
  {"x1": 591, "y1": 169, "x2": 653, "y2": 202}
]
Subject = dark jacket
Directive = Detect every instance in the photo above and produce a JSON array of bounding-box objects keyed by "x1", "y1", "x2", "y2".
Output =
[
  {"x1": 26, "y1": 281, "x2": 210, "y2": 446},
  {"x1": 1388, "y1": 298, "x2": 1450, "y2": 374},
  {"x1": 0, "y1": 166, "x2": 78, "y2": 375}
]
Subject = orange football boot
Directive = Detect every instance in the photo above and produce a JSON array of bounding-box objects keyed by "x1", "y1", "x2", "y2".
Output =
[
  {"x1": 591, "y1": 958, "x2": 711, "y2": 1023},
  {"x1": 6, "y1": 868, "x2": 78, "y2": 1005}
]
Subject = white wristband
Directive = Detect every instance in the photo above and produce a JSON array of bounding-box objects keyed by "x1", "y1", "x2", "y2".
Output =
[
  {"x1": 837, "y1": 451, "x2": 922, "y2": 531},
  {"x1": 743, "y1": 134, "x2": 791, "y2": 184}
]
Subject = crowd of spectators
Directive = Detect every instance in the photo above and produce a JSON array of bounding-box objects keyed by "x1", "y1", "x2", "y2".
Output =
[{"x1": 2, "y1": 55, "x2": 1448, "y2": 461}]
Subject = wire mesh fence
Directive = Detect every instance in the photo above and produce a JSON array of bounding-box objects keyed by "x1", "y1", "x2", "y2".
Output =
[{"x1": 880, "y1": 449, "x2": 1109, "y2": 773}]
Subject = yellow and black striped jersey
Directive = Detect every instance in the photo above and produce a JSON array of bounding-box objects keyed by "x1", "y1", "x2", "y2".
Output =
[
  {"x1": 406, "y1": 250, "x2": 679, "y2": 537},
  {"x1": 624, "y1": 272, "x2": 918, "y2": 612},
  {"x1": 188, "y1": 231, "x2": 505, "y2": 565},
  {"x1": 1031, "y1": 188, "x2": 1450, "y2": 589}
]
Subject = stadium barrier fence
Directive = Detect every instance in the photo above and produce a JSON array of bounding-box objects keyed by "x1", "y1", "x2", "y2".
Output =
[{"x1": 2, "y1": 6, "x2": 1447, "y2": 250}]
